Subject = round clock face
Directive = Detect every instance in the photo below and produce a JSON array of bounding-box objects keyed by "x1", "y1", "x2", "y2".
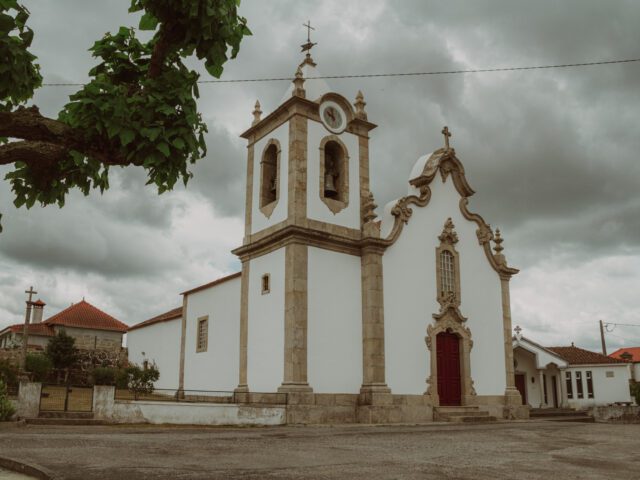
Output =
[{"x1": 319, "y1": 101, "x2": 347, "y2": 133}]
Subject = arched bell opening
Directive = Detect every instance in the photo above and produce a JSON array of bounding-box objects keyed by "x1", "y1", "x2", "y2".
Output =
[
  {"x1": 259, "y1": 139, "x2": 281, "y2": 217},
  {"x1": 319, "y1": 135, "x2": 350, "y2": 214}
]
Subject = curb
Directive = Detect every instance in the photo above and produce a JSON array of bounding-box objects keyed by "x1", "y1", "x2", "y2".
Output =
[{"x1": 0, "y1": 456, "x2": 60, "y2": 480}]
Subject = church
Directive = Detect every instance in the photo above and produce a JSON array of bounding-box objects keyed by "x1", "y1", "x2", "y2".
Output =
[{"x1": 127, "y1": 46, "x2": 527, "y2": 423}]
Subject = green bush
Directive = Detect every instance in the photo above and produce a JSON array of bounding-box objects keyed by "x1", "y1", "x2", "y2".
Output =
[
  {"x1": 0, "y1": 380, "x2": 16, "y2": 422},
  {"x1": 0, "y1": 359, "x2": 18, "y2": 389},
  {"x1": 25, "y1": 353, "x2": 53, "y2": 382},
  {"x1": 126, "y1": 362, "x2": 160, "y2": 398},
  {"x1": 92, "y1": 367, "x2": 116, "y2": 385},
  {"x1": 631, "y1": 382, "x2": 640, "y2": 405},
  {"x1": 115, "y1": 368, "x2": 129, "y2": 389}
]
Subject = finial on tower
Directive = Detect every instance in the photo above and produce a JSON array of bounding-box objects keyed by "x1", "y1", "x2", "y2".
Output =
[
  {"x1": 354, "y1": 90, "x2": 367, "y2": 120},
  {"x1": 441, "y1": 126, "x2": 452, "y2": 150},
  {"x1": 300, "y1": 20, "x2": 317, "y2": 67},
  {"x1": 252, "y1": 100, "x2": 262, "y2": 126},
  {"x1": 292, "y1": 67, "x2": 306, "y2": 98}
]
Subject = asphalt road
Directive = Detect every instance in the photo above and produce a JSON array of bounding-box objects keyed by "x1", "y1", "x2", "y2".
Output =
[{"x1": 0, "y1": 421, "x2": 638, "y2": 479}]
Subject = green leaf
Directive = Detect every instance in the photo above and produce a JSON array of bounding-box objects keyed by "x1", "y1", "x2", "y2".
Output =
[
  {"x1": 119, "y1": 129, "x2": 135, "y2": 146},
  {"x1": 156, "y1": 142, "x2": 170, "y2": 157},
  {"x1": 171, "y1": 137, "x2": 185, "y2": 149},
  {"x1": 138, "y1": 12, "x2": 158, "y2": 31}
]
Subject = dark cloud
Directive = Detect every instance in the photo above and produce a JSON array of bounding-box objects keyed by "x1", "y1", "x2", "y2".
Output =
[{"x1": 1, "y1": 0, "x2": 639, "y2": 349}]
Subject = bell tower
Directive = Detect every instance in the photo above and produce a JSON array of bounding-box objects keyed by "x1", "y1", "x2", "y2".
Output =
[{"x1": 233, "y1": 32, "x2": 385, "y2": 398}]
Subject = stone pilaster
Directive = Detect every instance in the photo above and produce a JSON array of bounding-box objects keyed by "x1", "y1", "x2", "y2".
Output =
[
  {"x1": 178, "y1": 294, "x2": 188, "y2": 392},
  {"x1": 279, "y1": 242, "x2": 312, "y2": 393},
  {"x1": 500, "y1": 276, "x2": 521, "y2": 405},
  {"x1": 243, "y1": 145, "x2": 254, "y2": 243},
  {"x1": 288, "y1": 114, "x2": 307, "y2": 223},
  {"x1": 360, "y1": 246, "x2": 390, "y2": 400},
  {"x1": 236, "y1": 260, "x2": 250, "y2": 392}
]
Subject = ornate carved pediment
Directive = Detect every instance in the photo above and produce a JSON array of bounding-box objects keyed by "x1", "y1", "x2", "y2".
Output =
[
  {"x1": 438, "y1": 217, "x2": 458, "y2": 245},
  {"x1": 432, "y1": 304, "x2": 468, "y2": 324},
  {"x1": 476, "y1": 224, "x2": 493, "y2": 245}
]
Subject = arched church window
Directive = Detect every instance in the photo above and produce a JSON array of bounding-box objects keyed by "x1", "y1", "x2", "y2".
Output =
[
  {"x1": 440, "y1": 250, "x2": 455, "y2": 294},
  {"x1": 259, "y1": 140, "x2": 280, "y2": 217}
]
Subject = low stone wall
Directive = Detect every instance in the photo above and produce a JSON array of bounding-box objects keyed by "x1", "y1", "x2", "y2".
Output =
[
  {"x1": 590, "y1": 405, "x2": 640, "y2": 424},
  {"x1": 94, "y1": 386, "x2": 286, "y2": 426}
]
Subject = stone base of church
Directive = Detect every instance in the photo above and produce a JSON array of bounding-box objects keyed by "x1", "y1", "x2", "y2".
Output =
[{"x1": 281, "y1": 393, "x2": 528, "y2": 424}]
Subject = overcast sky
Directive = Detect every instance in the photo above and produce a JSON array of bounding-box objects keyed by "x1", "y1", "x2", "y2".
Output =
[{"x1": 1, "y1": 0, "x2": 639, "y2": 353}]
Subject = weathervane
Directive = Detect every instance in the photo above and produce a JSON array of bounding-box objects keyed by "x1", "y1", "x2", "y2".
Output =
[{"x1": 301, "y1": 20, "x2": 316, "y2": 53}]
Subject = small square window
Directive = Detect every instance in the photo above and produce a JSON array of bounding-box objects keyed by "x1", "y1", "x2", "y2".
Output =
[
  {"x1": 196, "y1": 316, "x2": 208, "y2": 353},
  {"x1": 261, "y1": 274, "x2": 270, "y2": 294},
  {"x1": 606, "y1": 371, "x2": 614, "y2": 378}
]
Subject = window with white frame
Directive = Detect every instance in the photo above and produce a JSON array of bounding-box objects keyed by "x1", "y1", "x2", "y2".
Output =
[
  {"x1": 566, "y1": 371, "x2": 573, "y2": 399},
  {"x1": 440, "y1": 250, "x2": 455, "y2": 294},
  {"x1": 576, "y1": 371, "x2": 584, "y2": 399},
  {"x1": 586, "y1": 371, "x2": 594, "y2": 398},
  {"x1": 196, "y1": 316, "x2": 208, "y2": 353}
]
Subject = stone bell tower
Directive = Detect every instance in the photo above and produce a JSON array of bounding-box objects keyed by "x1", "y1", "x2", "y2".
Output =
[{"x1": 232, "y1": 32, "x2": 387, "y2": 397}]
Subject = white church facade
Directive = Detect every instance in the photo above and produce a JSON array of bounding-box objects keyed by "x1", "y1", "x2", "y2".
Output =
[{"x1": 128, "y1": 50, "x2": 527, "y2": 422}]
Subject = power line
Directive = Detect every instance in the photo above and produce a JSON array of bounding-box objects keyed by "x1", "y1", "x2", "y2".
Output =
[
  {"x1": 40, "y1": 57, "x2": 640, "y2": 87},
  {"x1": 606, "y1": 322, "x2": 640, "y2": 328}
]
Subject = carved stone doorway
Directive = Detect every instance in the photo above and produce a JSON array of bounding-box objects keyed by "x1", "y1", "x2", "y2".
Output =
[{"x1": 436, "y1": 331, "x2": 462, "y2": 406}]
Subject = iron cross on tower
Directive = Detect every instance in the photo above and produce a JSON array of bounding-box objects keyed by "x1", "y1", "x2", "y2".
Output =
[
  {"x1": 301, "y1": 20, "x2": 316, "y2": 53},
  {"x1": 441, "y1": 126, "x2": 452, "y2": 149}
]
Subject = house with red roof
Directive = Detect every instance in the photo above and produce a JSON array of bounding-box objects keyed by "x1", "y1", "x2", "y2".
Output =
[
  {"x1": 0, "y1": 299, "x2": 128, "y2": 352},
  {"x1": 610, "y1": 347, "x2": 640, "y2": 382},
  {"x1": 512, "y1": 330, "x2": 632, "y2": 409}
]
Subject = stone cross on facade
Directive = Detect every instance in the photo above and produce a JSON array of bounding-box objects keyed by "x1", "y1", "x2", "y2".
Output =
[
  {"x1": 514, "y1": 325, "x2": 522, "y2": 340},
  {"x1": 442, "y1": 126, "x2": 452, "y2": 149}
]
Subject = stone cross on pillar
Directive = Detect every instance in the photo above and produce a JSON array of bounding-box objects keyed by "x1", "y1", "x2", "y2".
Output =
[
  {"x1": 441, "y1": 126, "x2": 452, "y2": 149},
  {"x1": 19, "y1": 286, "x2": 37, "y2": 370},
  {"x1": 514, "y1": 325, "x2": 522, "y2": 340}
]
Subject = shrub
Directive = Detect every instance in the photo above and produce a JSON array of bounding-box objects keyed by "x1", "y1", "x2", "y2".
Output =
[
  {"x1": 92, "y1": 367, "x2": 117, "y2": 385},
  {"x1": 45, "y1": 330, "x2": 78, "y2": 370},
  {"x1": 126, "y1": 362, "x2": 160, "y2": 399},
  {"x1": 115, "y1": 368, "x2": 129, "y2": 389},
  {"x1": 0, "y1": 359, "x2": 18, "y2": 389},
  {"x1": 25, "y1": 353, "x2": 53, "y2": 382},
  {"x1": 631, "y1": 382, "x2": 640, "y2": 405},
  {"x1": 0, "y1": 380, "x2": 16, "y2": 422}
]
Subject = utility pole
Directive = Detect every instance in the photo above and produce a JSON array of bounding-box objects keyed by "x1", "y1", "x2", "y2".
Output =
[
  {"x1": 19, "y1": 286, "x2": 37, "y2": 371},
  {"x1": 599, "y1": 319, "x2": 607, "y2": 356}
]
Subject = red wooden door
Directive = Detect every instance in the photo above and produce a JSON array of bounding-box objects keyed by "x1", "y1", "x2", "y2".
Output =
[
  {"x1": 515, "y1": 374, "x2": 527, "y2": 405},
  {"x1": 437, "y1": 331, "x2": 461, "y2": 406}
]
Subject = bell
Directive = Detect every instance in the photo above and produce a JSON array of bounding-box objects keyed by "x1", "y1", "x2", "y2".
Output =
[
  {"x1": 324, "y1": 174, "x2": 338, "y2": 198},
  {"x1": 269, "y1": 176, "x2": 277, "y2": 195}
]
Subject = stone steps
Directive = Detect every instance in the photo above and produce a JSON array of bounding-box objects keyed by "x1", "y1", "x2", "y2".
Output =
[
  {"x1": 38, "y1": 411, "x2": 94, "y2": 419},
  {"x1": 530, "y1": 408, "x2": 594, "y2": 423},
  {"x1": 434, "y1": 406, "x2": 497, "y2": 423}
]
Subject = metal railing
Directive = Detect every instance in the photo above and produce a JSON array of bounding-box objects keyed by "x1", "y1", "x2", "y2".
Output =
[{"x1": 114, "y1": 388, "x2": 288, "y2": 405}]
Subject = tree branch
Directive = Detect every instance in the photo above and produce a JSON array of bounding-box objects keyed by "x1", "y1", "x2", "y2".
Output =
[{"x1": 0, "y1": 106, "x2": 128, "y2": 168}]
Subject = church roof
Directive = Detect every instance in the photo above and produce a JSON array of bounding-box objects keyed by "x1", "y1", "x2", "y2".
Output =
[
  {"x1": 128, "y1": 306, "x2": 183, "y2": 332},
  {"x1": 547, "y1": 345, "x2": 627, "y2": 365},
  {"x1": 181, "y1": 272, "x2": 241, "y2": 296},
  {"x1": 609, "y1": 347, "x2": 640, "y2": 363},
  {"x1": 42, "y1": 300, "x2": 128, "y2": 333}
]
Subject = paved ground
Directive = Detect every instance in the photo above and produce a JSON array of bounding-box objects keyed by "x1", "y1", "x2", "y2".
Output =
[{"x1": 0, "y1": 421, "x2": 638, "y2": 479}]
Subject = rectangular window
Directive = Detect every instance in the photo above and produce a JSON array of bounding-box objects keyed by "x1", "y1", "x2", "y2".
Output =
[
  {"x1": 606, "y1": 371, "x2": 614, "y2": 378},
  {"x1": 261, "y1": 274, "x2": 270, "y2": 294},
  {"x1": 543, "y1": 374, "x2": 548, "y2": 405},
  {"x1": 576, "y1": 371, "x2": 584, "y2": 399},
  {"x1": 196, "y1": 316, "x2": 208, "y2": 353},
  {"x1": 586, "y1": 371, "x2": 594, "y2": 399},
  {"x1": 566, "y1": 371, "x2": 573, "y2": 399}
]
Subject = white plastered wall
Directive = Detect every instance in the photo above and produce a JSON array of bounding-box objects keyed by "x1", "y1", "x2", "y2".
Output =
[
  {"x1": 183, "y1": 276, "x2": 241, "y2": 392},
  {"x1": 251, "y1": 123, "x2": 289, "y2": 234},
  {"x1": 307, "y1": 247, "x2": 362, "y2": 393},
  {"x1": 247, "y1": 248, "x2": 285, "y2": 392},
  {"x1": 382, "y1": 174, "x2": 506, "y2": 395},
  {"x1": 565, "y1": 364, "x2": 632, "y2": 408},
  {"x1": 127, "y1": 319, "x2": 181, "y2": 391},
  {"x1": 306, "y1": 121, "x2": 360, "y2": 230}
]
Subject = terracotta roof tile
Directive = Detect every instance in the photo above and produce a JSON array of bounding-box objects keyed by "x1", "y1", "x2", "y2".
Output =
[
  {"x1": 43, "y1": 300, "x2": 128, "y2": 333},
  {"x1": 609, "y1": 347, "x2": 640, "y2": 363},
  {"x1": 547, "y1": 345, "x2": 627, "y2": 365},
  {"x1": 1, "y1": 323, "x2": 55, "y2": 337},
  {"x1": 128, "y1": 307, "x2": 183, "y2": 332}
]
